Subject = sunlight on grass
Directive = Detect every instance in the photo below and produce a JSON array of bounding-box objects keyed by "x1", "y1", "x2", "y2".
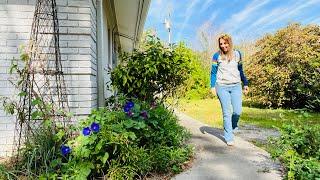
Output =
[
  {"x1": 177, "y1": 98, "x2": 223, "y2": 128},
  {"x1": 177, "y1": 98, "x2": 320, "y2": 129}
]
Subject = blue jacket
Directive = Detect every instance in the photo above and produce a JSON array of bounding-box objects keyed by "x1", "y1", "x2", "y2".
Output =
[{"x1": 210, "y1": 50, "x2": 249, "y2": 88}]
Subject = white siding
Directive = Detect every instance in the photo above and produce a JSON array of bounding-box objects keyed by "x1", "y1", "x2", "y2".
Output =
[{"x1": 0, "y1": 0, "x2": 98, "y2": 157}]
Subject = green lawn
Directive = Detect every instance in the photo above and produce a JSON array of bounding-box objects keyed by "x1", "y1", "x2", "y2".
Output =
[{"x1": 177, "y1": 98, "x2": 320, "y2": 129}]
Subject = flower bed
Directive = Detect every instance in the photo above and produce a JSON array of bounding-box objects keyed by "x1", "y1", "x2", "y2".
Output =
[{"x1": 1, "y1": 98, "x2": 193, "y2": 179}]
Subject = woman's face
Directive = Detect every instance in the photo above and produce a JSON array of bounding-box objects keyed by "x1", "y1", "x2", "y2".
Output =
[{"x1": 219, "y1": 38, "x2": 230, "y2": 53}]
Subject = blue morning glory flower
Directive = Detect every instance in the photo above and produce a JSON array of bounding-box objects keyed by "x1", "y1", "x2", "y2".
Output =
[
  {"x1": 61, "y1": 145, "x2": 71, "y2": 156},
  {"x1": 123, "y1": 105, "x2": 131, "y2": 112},
  {"x1": 82, "y1": 127, "x2": 91, "y2": 136},
  {"x1": 91, "y1": 122, "x2": 100, "y2": 132},
  {"x1": 126, "y1": 101, "x2": 134, "y2": 108}
]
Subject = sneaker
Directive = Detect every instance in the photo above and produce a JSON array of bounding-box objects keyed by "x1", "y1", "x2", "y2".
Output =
[
  {"x1": 226, "y1": 141, "x2": 234, "y2": 146},
  {"x1": 233, "y1": 127, "x2": 240, "y2": 133}
]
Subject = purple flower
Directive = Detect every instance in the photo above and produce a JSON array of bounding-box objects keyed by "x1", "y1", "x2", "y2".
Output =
[
  {"x1": 150, "y1": 101, "x2": 157, "y2": 109},
  {"x1": 127, "y1": 111, "x2": 134, "y2": 117},
  {"x1": 91, "y1": 122, "x2": 100, "y2": 132},
  {"x1": 61, "y1": 145, "x2": 71, "y2": 156},
  {"x1": 126, "y1": 101, "x2": 134, "y2": 108},
  {"x1": 82, "y1": 127, "x2": 91, "y2": 136},
  {"x1": 140, "y1": 110, "x2": 148, "y2": 119}
]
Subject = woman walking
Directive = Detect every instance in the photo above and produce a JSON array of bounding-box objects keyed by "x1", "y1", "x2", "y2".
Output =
[{"x1": 210, "y1": 34, "x2": 249, "y2": 146}]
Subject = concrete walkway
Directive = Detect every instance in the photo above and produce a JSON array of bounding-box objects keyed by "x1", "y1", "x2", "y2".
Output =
[{"x1": 173, "y1": 112, "x2": 283, "y2": 180}]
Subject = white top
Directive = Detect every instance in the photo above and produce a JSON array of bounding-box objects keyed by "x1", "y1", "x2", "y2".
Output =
[{"x1": 216, "y1": 50, "x2": 241, "y2": 85}]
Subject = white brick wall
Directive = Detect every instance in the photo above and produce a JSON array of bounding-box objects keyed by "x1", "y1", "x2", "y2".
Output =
[
  {"x1": 0, "y1": 0, "x2": 98, "y2": 157},
  {"x1": 0, "y1": 2, "x2": 34, "y2": 157}
]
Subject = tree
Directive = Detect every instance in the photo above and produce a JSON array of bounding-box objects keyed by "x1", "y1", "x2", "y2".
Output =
[{"x1": 246, "y1": 23, "x2": 320, "y2": 111}]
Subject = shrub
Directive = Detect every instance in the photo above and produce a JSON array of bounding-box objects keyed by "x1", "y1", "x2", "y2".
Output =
[
  {"x1": 2, "y1": 97, "x2": 192, "y2": 179},
  {"x1": 111, "y1": 35, "x2": 193, "y2": 102},
  {"x1": 180, "y1": 52, "x2": 212, "y2": 100},
  {"x1": 35, "y1": 97, "x2": 193, "y2": 179},
  {"x1": 246, "y1": 23, "x2": 320, "y2": 111},
  {"x1": 268, "y1": 122, "x2": 320, "y2": 179}
]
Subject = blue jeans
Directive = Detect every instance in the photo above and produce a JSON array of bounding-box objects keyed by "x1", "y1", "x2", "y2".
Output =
[{"x1": 216, "y1": 83, "x2": 242, "y2": 142}]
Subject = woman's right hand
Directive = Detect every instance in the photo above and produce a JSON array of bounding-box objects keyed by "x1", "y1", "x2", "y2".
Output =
[
  {"x1": 243, "y1": 86, "x2": 249, "y2": 95},
  {"x1": 211, "y1": 88, "x2": 216, "y2": 96}
]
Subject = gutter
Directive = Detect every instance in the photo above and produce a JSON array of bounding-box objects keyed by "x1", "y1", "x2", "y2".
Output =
[{"x1": 133, "y1": 0, "x2": 151, "y2": 49}]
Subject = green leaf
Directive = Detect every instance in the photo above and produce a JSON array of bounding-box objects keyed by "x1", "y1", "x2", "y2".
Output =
[
  {"x1": 75, "y1": 162, "x2": 93, "y2": 180},
  {"x1": 17, "y1": 79, "x2": 23, "y2": 86},
  {"x1": 303, "y1": 112, "x2": 311, "y2": 118},
  {"x1": 102, "y1": 152, "x2": 109, "y2": 164},
  {"x1": 123, "y1": 76, "x2": 127, "y2": 86},
  {"x1": 123, "y1": 120, "x2": 134, "y2": 128},
  {"x1": 95, "y1": 140, "x2": 103, "y2": 152},
  {"x1": 54, "y1": 130, "x2": 65, "y2": 141},
  {"x1": 9, "y1": 63, "x2": 17, "y2": 74},
  {"x1": 128, "y1": 132, "x2": 137, "y2": 140},
  {"x1": 133, "y1": 103, "x2": 141, "y2": 111},
  {"x1": 134, "y1": 121, "x2": 146, "y2": 129},
  {"x1": 50, "y1": 158, "x2": 62, "y2": 168},
  {"x1": 31, "y1": 97, "x2": 42, "y2": 106},
  {"x1": 80, "y1": 147, "x2": 91, "y2": 158},
  {"x1": 111, "y1": 124, "x2": 124, "y2": 133},
  {"x1": 20, "y1": 53, "x2": 29, "y2": 61},
  {"x1": 43, "y1": 119, "x2": 52, "y2": 128},
  {"x1": 45, "y1": 104, "x2": 53, "y2": 111},
  {"x1": 31, "y1": 111, "x2": 41, "y2": 119},
  {"x1": 39, "y1": 176, "x2": 47, "y2": 180},
  {"x1": 18, "y1": 91, "x2": 27, "y2": 97}
]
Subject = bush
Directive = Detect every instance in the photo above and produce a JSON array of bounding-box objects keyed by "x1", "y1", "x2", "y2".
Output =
[
  {"x1": 1, "y1": 97, "x2": 193, "y2": 179},
  {"x1": 268, "y1": 123, "x2": 320, "y2": 179},
  {"x1": 33, "y1": 97, "x2": 193, "y2": 179},
  {"x1": 111, "y1": 35, "x2": 193, "y2": 102},
  {"x1": 180, "y1": 52, "x2": 212, "y2": 100},
  {"x1": 246, "y1": 23, "x2": 320, "y2": 111}
]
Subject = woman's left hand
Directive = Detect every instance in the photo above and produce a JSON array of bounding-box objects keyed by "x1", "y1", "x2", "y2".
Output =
[{"x1": 243, "y1": 86, "x2": 249, "y2": 95}]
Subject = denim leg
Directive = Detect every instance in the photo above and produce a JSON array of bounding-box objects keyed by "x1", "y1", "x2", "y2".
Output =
[
  {"x1": 231, "y1": 84, "x2": 242, "y2": 129},
  {"x1": 216, "y1": 85, "x2": 233, "y2": 142}
]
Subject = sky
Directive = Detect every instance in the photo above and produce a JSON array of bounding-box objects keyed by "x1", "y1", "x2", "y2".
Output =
[{"x1": 144, "y1": 0, "x2": 320, "y2": 50}]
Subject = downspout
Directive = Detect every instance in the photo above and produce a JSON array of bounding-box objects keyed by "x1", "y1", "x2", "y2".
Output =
[
  {"x1": 96, "y1": 0, "x2": 103, "y2": 107},
  {"x1": 133, "y1": 0, "x2": 151, "y2": 49},
  {"x1": 133, "y1": 0, "x2": 143, "y2": 49}
]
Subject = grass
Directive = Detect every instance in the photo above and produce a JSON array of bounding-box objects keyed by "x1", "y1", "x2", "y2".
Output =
[{"x1": 177, "y1": 98, "x2": 320, "y2": 129}]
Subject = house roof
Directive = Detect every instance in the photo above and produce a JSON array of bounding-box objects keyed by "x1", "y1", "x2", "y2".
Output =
[{"x1": 114, "y1": 0, "x2": 150, "y2": 52}]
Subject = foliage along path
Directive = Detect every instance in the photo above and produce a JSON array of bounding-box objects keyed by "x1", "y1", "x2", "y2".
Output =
[{"x1": 173, "y1": 112, "x2": 283, "y2": 180}]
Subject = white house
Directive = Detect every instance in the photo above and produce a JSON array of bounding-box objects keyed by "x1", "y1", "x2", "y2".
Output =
[{"x1": 0, "y1": 0, "x2": 151, "y2": 157}]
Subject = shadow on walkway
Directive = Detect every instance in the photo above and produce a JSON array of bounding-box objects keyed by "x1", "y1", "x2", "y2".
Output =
[
  {"x1": 174, "y1": 112, "x2": 283, "y2": 180},
  {"x1": 199, "y1": 126, "x2": 225, "y2": 143}
]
